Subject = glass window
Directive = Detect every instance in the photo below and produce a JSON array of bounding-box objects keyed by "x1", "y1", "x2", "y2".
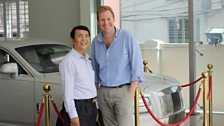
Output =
[
  {"x1": 0, "y1": 0, "x2": 29, "y2": 40},
  {"x1": 168, "y1": 18, "x2": 189, "y2": 43},
  {"x1": 16, "y1": 44, "x2": 71, "y2": 73},
  {"x1": 0, "y1": 49, "x2": 27, "y2": 74},
  {"x1": 120, "y1": 0, "x2": 189, "y2": 43}
]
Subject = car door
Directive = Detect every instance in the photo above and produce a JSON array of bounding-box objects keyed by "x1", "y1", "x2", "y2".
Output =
[{"x1": 0, "y1": 49, "x2": 35, "y2": 126}]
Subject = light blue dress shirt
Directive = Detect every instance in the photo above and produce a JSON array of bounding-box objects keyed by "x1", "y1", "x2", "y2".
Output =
[
  {"x1": 59, "y1": 48, "x2": 97, "y2": 118},
  {"x1": 91, "y1": 28, "x2": 144, "y2": 87}
]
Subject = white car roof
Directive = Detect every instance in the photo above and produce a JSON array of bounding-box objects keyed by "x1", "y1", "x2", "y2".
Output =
[{"x1": 0, "y1": 38, "x2": 69, "y2": 49}]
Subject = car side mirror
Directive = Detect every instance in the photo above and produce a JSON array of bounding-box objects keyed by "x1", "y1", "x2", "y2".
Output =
[{"x1": 0, "y1": 63, "x2": 18, "y2": 78}]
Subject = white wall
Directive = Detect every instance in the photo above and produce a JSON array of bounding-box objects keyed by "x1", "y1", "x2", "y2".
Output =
[{"x1": 29, "y1": 0, "x2": 80, "y2": 43}]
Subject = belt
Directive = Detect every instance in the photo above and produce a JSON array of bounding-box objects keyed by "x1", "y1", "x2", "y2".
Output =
[
  {"x1": 74, "y1": 97, "x2": 96, "y2": 103},
  {"x1": 99, "y1": 83, "x2": 131, "y2": 88}
]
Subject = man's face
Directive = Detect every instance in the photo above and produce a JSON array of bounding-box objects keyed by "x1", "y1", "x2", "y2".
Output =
[
  {"x1": 98, "y1": 10, "x2": 115, "y2": 34},
  {"x1": 72, "y1": 29, "x2": 90, "y2": 53}
]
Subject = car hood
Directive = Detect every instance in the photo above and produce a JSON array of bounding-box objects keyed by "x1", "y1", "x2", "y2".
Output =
[{"x1": 140, "y1": 73, "x2": 180, "y2": 93}]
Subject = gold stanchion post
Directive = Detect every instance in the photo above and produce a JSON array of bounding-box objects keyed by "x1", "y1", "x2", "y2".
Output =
[
  {"x1": 143, "y1": 60, "x2": 148, "y2": 72},
  {"x1": 202, "y1": 72, "x2": 208, "y2": 126},
  {"x1": 207, "y1": 64, "x2": 213, "y2": 126},
  {"x1": 134, "y1": 60, "x2": 150, "y2": 126},
  {"x1": 43, "y1": 83, "x2": 51, "y2": 126},
  {"x1": 143, "y1": 60, "x2": 152, "y2": 73},
  {"x1": 135, "y1": 86, "x2": 140, "y2": 126}
]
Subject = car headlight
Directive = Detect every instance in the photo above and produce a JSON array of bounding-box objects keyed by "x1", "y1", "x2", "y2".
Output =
[
  {"x1": 159, "y1": 92, "x2": 174, "y2": 117},
  {"x1": 157, "y1": 86, "x2": 184, "y2": 118}
]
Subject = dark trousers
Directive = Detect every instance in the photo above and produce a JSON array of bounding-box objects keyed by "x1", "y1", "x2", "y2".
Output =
[{"x1": 56, "y1": 99, "x2": 98, "y2": 126}]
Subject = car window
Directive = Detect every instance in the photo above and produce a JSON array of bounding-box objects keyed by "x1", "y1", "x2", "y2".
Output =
[
  {"x1": 0, "y1": 50, "x2": 10, "y2": 65},
  {"x1": 16, "y1": 44, "x2": 71, "y2": 73}
]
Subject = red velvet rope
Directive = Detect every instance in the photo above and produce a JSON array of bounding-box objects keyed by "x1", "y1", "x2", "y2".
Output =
[
  {"x1": 51, "y1": 98, "x2": 65, "y2": 126},
  {"x1": 181, "y1": 76, "x2": 203, "y2": 88},
  {"x1": 140, "y1": 87, "x2": 202, "y2": 126},
  {"x1": 207, "y1": 75, "x2": 212, "y2": 100},
  {"x1": 36, "y1": 99, "x2": 45, "y2": 126},
  {"x1": 35, "y1": 96, "x2": 65, "y2": 126}
]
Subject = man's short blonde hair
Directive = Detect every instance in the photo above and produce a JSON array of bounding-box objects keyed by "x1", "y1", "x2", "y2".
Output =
[{"x1": 97, "y1": 6, "x2": 115, "y2": 20}]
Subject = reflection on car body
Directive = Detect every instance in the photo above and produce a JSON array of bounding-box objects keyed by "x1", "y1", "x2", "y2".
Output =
[{"x1": 0, "y1": 39, "x2": 185, "y2": 126}]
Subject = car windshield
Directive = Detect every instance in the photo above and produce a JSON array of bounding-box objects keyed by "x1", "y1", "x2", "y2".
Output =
[{"x1": 16, "y1": 44, "x2": 71, "y2": 73}]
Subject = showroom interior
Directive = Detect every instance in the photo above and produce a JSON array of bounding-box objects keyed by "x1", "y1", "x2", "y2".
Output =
[{"x1": 0, "y1": 0, "x2": 224, "y2": 125}]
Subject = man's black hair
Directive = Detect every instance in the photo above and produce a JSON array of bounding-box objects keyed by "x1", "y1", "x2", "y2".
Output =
[{"x1": 70, "y1": 25, "x2": 90, "y2": 39}]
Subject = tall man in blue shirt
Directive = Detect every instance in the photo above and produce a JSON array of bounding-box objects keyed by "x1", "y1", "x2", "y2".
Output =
[{"x1": 91, "y1": 6, "x2": 144, "y2": 126}]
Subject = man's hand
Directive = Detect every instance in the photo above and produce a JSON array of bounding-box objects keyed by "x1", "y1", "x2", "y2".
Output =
[
  {"x1": 130, "y1": 81, "x2": 138, "y2": 98},
  {"x1": 70, "y1": 117, "x2": 80, "y2": 126}
]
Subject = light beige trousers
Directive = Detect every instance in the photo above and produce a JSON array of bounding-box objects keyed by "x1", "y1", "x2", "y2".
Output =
[{"x1": 97, "y1": 85, "x2": 134, "y2": 126}]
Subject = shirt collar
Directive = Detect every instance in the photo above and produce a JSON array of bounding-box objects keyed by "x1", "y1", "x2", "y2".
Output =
[
  {"x1": 98, "y1": 27, "x2": 119, "y2": 43},
  {"x1": 72, "y1": 48, "x2": 89, "y2": 60}
]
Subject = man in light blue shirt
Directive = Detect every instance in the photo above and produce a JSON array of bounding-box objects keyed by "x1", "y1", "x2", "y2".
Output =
[{"x1": 91, "y1": 6, "x2": 143, "y2": 126}]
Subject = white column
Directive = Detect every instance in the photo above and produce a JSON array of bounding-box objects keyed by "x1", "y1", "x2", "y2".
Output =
[{"x1": 80, "y1": 0, "x2": 97, "y2": 40}]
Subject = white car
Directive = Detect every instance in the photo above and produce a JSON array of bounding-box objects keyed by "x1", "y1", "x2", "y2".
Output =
[{"x1": 0, "y1": 39, "x2": 185, "y2": 126}]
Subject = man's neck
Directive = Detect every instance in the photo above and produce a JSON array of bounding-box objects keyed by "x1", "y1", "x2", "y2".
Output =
[
  {"x1": 73, "y1": 46, "x2": 85, "y2": 57},
  {"x1": 103, "y1": 27, "x2": 116, "y2": 48}
]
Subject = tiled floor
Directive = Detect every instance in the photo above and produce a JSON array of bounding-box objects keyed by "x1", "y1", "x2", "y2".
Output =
[{"x1": 182, "y1": 113, "x2": 224, "y2": 126}]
